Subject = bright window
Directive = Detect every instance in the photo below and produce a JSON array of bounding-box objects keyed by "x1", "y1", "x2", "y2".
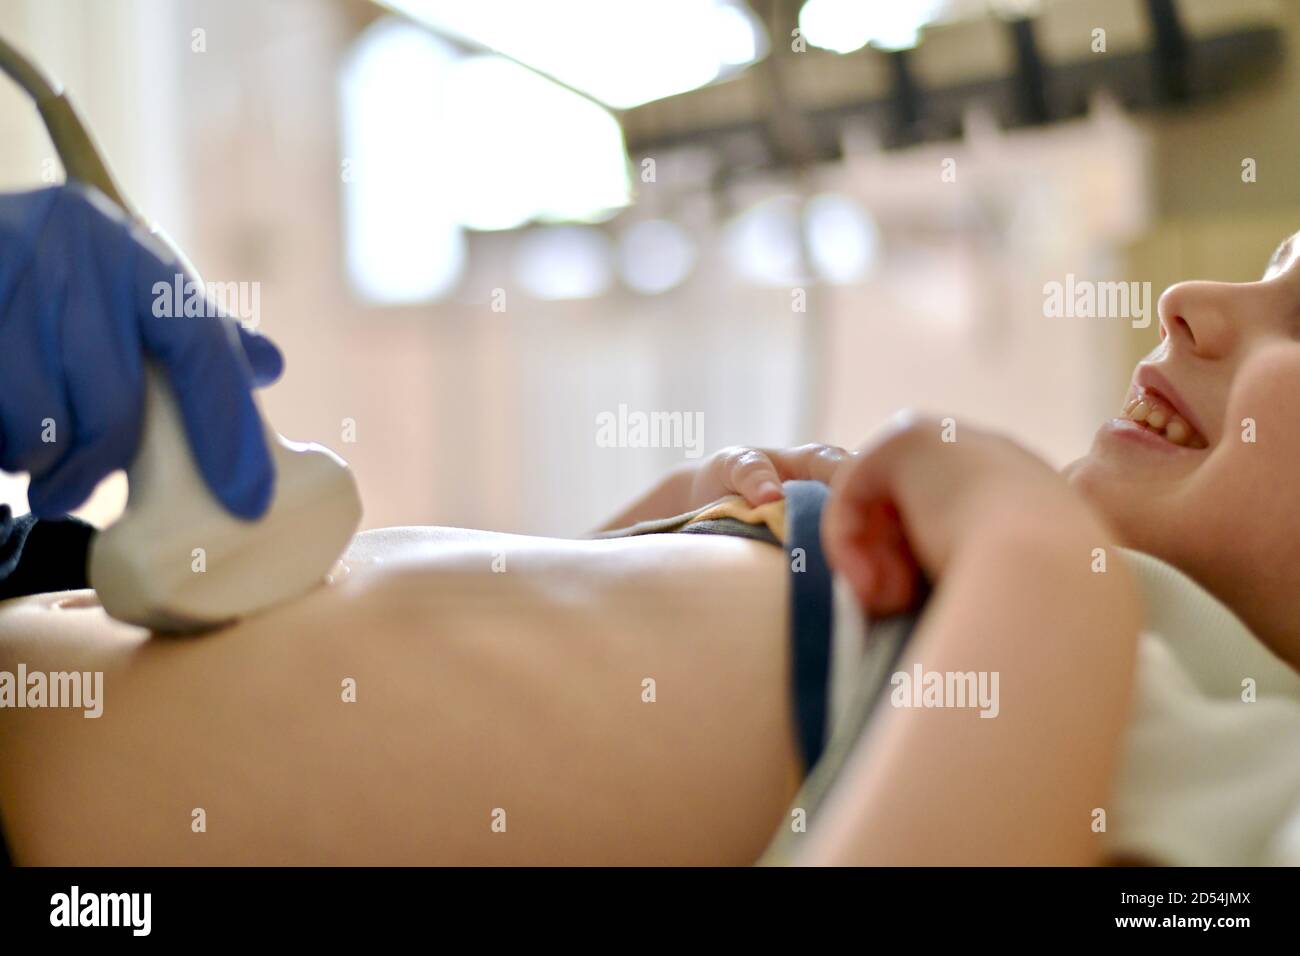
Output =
[{"x1": 339, "y1": 17, "x2": 633, "y2": 304}]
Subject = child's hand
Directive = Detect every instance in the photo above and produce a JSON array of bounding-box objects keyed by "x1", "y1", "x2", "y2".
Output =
[
  {"x1": 823, "y1": 413, "x2": 1088, "y2": 617},
  {"x1": 596, "y1": 442, "x2": 850, "y2": 534},
  {"x1": 688, "y1": 443, "x2": 851, "y2": 510}
]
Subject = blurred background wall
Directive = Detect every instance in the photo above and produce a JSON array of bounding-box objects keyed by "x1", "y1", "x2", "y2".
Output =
[{"x1": 0, "y1": 0, "x2": 1294, "y2": 535}]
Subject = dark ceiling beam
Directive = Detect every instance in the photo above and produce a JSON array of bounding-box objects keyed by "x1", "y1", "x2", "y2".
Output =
[
  {"x1": 620, "y1": 3, "x2": 1283, "y2": 165},
  {"x1": 1008, "y1": 16, "x2": 1049, "y2": 125},
  {"x1": 752, "y1": 0, "x2": 821, "y2": 169},
  {"x1": 1146, "y1": 0, "x2": 1191, "y2": 103}
]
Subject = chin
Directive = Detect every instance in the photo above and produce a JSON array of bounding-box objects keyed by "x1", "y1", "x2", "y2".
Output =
[
  {"x1": 1060, "y1": 453, "x2": 1089, "y2": 485},
  {"x1": 1061, "y1": 447, "x2": 1112, "y2": 504},
  {"x1": 1061, "y1": 451, "x2": 1143, "y2": 550}
]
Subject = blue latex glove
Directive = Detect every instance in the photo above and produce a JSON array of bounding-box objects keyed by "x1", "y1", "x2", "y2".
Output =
[{"x1": 0, "y1": 183, "x2": 284, "y2": 519}]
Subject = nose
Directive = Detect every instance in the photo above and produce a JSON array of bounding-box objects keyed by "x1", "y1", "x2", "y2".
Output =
[{"x1": 1156, "y1": 280, "x2": 1238, "y2": 359}]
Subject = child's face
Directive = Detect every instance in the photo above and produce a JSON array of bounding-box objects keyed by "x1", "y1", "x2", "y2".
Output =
[{"x1": 1065, "y1": 234, "x2": 1300, "y2": 660}]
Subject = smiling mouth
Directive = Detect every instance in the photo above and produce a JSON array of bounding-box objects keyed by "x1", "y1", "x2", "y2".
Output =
[{"x1": 1120, "y1": 387, "x2": 1208, "y2": 448}]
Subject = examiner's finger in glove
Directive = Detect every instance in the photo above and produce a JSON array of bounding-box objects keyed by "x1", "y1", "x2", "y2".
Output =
[
  {"x1": 0, "y1": 183, "x2": 284, "y2": 520},
  {"x1": 235, "y1": 323, "x2": 285, "y2": 387}
]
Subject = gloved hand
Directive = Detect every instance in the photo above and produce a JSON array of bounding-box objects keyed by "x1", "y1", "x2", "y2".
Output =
[{"x1": 0, "y1": 182, "x2": 283, "y2": 519}]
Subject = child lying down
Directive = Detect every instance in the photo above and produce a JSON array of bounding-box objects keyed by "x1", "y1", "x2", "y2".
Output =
[{"x1": 0, "y1": 233, "x2": 1298, "y2": 866}]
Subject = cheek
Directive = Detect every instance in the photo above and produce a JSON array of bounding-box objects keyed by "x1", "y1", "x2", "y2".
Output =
[
  {"x1": 1188, "y1": 346, "x2": 1300, "y2": 560},
  {"x1": 1223, "y1": 345, "x2": 1300, "y2": 493}
]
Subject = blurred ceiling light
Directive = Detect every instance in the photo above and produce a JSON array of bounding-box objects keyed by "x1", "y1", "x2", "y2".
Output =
[
  {"x1": 798, "y1": 0, "x2": 942, "y2": 54},
  {"x1": 514, "y1": 226, "x2": 614, "y2": 300},
  {"x1": 340, "y1": 19, "x2": 466, "y2": 303},
  {"x1": 379, "y1": 0, "x2": 767, "y2": 108},
  {"x1": 617, "y1": 219, "x2": 697, "y2": 294},
  {"x1": 443, "y1": 56, "x2": 630, "y2": 230},
  {"x1": 713, "y1": 0, "x2": 766, "y2": 66},
  {"x1": 726, "y1": 194, "x2": 880, "y2": 287},
  {"x1": 805, "y1": 193, "x2": 879, "y2": 283},
  {"x1": 724, "y1": 196, "x2": 805, "y2": 288}
]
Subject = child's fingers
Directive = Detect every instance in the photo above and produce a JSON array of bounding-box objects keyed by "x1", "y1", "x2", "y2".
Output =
[
  {"x1": 871, "y1": 538, "x2": 922, "y2": 616},
  {"x1": 828, "y1": 424, "x2": 923, "y2": 513},
  {"x1": 767, "y1": 443, "x2": 852, "y2": 487},
  {"x1": 719, "y1": 448, "x2": 784, "y2": 505},
  {"x1": 823, "y1": 433, "x2": 924, "y2": 614},
  {"x1": 694, "y1": 441, "x2": 855, "y2": 515},
  {"x1": 825, "y1": 496, "x2": 919, "y2": 614},
  {"x1": 711, "y1": 443, "x2": 853, "y2": 507},
  {"x1": 823, "y1": 447, "x2": 899, "y2": 563},
  {"x1": 832, "y1": 536, "x2": 877, "y2": 609},
  {"x1": 837, "y1": 526, "x2": 921, "y2": 616}
]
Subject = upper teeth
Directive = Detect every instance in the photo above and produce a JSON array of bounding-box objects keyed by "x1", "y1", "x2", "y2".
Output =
[{"x1": 1121, "y1": 391, "x2": 1207, "y2": 448}]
